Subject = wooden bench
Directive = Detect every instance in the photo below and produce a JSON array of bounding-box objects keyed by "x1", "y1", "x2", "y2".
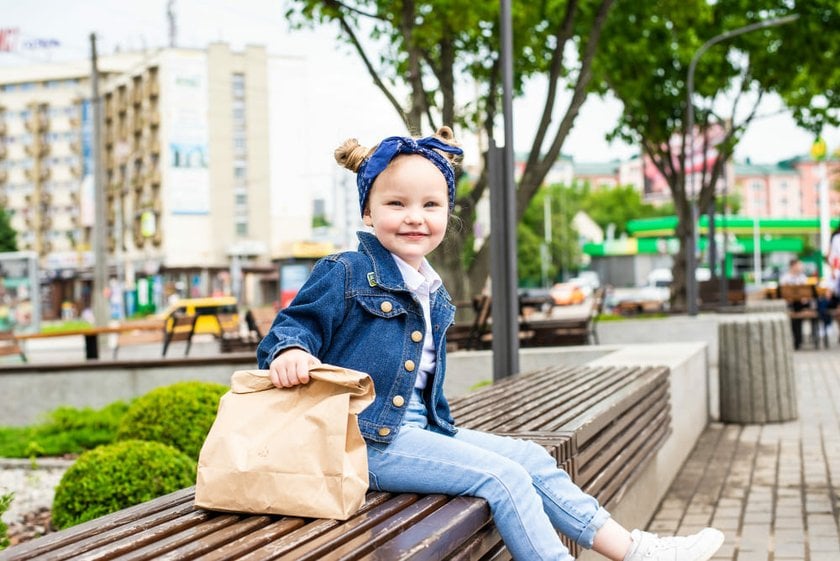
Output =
[
  {"x1": 161, "y1": 313, "x2": 199, "y2": 357},
  {"x1": 698, "y1": 278, "x2": 746, "y2": 311},
  {"x1": 446, "y1": 294, "x2": 492, "y2": 351},
  {"x1": 519, "y1": 288, "x2": 605, "y2": 347},
  {"x1": 0, "y1": 331, "x2": 26, "y2": 362},
  {"x1": 218, "y1": 307, "x2": 278, "y2": 353},
  {"x1": 1, "y1": 365, "x2": 671, "y2": 560}
]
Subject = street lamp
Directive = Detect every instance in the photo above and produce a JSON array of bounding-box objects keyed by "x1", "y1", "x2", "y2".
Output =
[{"x1": 685, "y1": 13, "x2": 799, "y2": 316}]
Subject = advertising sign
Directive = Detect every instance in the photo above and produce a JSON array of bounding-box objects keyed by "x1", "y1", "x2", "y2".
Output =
[{"x1": 0, "y1": 252, "x2": 40, "y2": 333}]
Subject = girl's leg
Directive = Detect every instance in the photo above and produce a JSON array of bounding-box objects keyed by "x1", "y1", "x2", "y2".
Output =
[
  {"x1": 368, "y1": 392, "x2": 574, "y2": 560},
  {"x1": 452, "y1": 427, "x2": 611, "y2": 549}
]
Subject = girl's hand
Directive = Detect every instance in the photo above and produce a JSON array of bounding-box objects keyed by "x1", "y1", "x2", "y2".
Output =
[{"x1": 269, "y1": 348, "x2": 321, "y2": 388}]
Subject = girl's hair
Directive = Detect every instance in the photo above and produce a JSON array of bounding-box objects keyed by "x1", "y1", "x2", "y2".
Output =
[{"x1": 334, "y1": 126, "x2": 461, "y2": 172}]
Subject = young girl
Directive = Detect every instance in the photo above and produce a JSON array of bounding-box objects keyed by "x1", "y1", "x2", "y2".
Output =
[{"x1": 256, "y1": 127, "x2": 724, "y2": 561}]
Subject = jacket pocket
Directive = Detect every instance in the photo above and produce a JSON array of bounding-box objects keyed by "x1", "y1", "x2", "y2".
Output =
[{"x1": 356, "y1": 295, "x2": 408, "y2": 319}]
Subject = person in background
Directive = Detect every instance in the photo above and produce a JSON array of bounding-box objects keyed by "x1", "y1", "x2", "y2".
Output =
[{"x1": 780, "y1": 258, "x2": 810, "y2": 350}]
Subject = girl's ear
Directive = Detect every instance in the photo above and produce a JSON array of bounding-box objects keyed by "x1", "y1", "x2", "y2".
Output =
[{"x1": 362, "y1": 208, "x2": 373, "y2": 227}]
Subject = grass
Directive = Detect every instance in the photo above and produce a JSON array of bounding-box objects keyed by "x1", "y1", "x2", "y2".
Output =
[
  {"x1": 38, "y1": 320, "x2": 94, "y2": 334},
  {"x1": 0, "y1": 401, "x2": 130, "y2": 458}
]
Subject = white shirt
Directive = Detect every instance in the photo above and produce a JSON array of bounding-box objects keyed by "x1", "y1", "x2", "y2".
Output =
[{"x1": 392, "y1": 255, "x2": 442, "y2": 390}]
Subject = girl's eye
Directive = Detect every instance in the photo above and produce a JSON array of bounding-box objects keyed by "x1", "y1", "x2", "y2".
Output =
[
  {"x1": 425, "y1": 201, "x2": 443, "y2": 208},
  {"x1": 386, "y1": 200, "x2": 404, "y2": 207}
]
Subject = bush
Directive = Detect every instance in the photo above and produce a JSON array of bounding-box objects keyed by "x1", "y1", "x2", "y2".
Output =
[
  {"x1": 51, "y1": 440, "x2": 195, "y2": 529},
  {"x1": 0, "y1": 401, "x2": 130, "y2": 458},
  {"x1": 116, "y1": 381, "x2": 227, "y2": 459},
  {"x1": 0, "y1": 491, "x2": 13, "y2": 550}
]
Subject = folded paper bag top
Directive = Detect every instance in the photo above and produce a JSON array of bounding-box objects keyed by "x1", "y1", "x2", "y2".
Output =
[
  {"x1": 195, "y1": 364, "x2": 376, "y2": 520},
  {"x1": 229, "y1": 365, "x2": 374, "y2": 413}
]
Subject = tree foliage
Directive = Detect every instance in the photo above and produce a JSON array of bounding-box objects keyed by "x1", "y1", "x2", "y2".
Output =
[
  {"x1": 0, "y1": 210, "x2": 17, "y2": 253},
  {"x1": 594, "y1": 0, "x2": 839, "y2": 308},
  {"x1": 285, "y1": 0, "x2": 618, "y2": 299},
  {"x1": 517, "y1": 183, "x2": 669, "y2": 285}
]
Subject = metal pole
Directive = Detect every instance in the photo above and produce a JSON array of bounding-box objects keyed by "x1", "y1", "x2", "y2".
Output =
[
  {"x1": 90, "y1": 33, "x2": 109, "y2": 330},
  {"x1": 490, "y1": 0, "x2": 519, "y2": 381},
  {"x1": 684, "y1": 14, "x2": 799, "y2": 316}
]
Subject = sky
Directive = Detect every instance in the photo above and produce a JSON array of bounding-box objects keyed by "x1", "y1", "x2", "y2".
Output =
[{"x1": 2, "y1": 0, "x2": 838, "y2": 165}]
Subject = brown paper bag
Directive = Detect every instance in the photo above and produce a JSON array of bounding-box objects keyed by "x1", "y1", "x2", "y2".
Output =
[{"x1": 194, "y1": 364, "x2": 375, "y2": 520}]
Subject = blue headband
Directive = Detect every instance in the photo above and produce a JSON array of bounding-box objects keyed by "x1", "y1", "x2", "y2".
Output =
[{"x1": 356, "y1": 135, "x2": 463, "y2": 217}]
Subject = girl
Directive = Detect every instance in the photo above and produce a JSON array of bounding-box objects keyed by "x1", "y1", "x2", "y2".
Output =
[{"x1": 256, "y1": 127, "x2": 724, "y2": 561}]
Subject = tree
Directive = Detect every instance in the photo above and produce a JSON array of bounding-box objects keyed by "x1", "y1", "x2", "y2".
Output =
[
  {"x1": 285, "y1": 0, "x2": 618, "y2": 300},
  {"x1": 518, "y1": 184, "x2": 582, "y2": 286},
  {"x1": 578, "y1": 184, "x2": 669, "y2": 236},
  {"x1": 0, "y1": 210, "x2": 17, "y2": 253},
  {"x1": 594, "y1": 0, "x2": 839, "y2": 309}
]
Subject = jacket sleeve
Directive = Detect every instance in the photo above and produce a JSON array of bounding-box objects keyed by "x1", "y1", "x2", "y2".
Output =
[{"x1": 256, "y1": 258, "x2": 348, "y2": 368}]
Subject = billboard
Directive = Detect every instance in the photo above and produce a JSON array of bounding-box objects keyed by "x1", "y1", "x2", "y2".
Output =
[
  {"x1": 0, "y1": 252, "x2": 40, "y2": 333},
  {"x1": 165, "y1": 55, "x2": 210, "y2": 215}
]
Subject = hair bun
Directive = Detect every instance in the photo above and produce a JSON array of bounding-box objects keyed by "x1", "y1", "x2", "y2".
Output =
[{"x1": 334, "y1": 138, "x2": 372, "y2": 172}]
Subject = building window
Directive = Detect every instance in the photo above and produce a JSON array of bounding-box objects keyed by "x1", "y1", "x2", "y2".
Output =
[
  {"x1": 235, "y1": 220, "x2": 248, "y2": 237},
  {"x1": 232, "y1": 73, "x2": 245, "y2": 98}
]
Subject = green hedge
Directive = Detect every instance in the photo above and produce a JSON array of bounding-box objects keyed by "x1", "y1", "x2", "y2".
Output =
[
  {"x1": 116, "y1": 381, "x2": 227, "y2": 459},
  {"x1": 0, "y1": 401, "x2": 129, "y2": 458},
  {"x1": 51, "y1": 440, "x2": 195, "y2": 529}
]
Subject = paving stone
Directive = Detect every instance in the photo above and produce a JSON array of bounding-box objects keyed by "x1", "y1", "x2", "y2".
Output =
[{"x1": 647, "y1": 347, "x2": 840, "y2": 560}]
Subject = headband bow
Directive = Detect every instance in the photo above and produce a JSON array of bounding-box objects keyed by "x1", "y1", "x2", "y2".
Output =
[{"x1": 356, "y1": 135, "x2": 463, "y2": 217}]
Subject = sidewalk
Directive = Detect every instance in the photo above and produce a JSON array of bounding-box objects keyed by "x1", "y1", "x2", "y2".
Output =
[{"x1": 648, "y1": 345, "x2": 840, "y2": 561}]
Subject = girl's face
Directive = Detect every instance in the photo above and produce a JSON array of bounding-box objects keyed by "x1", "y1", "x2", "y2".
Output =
[{"x1": 363, "y1": 154, "x2": 449, "y2": 269}]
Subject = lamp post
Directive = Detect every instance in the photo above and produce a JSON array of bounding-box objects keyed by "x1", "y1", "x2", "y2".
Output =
[{"x1": 685, "y1": 13, "x2": 799, "y2": 315}]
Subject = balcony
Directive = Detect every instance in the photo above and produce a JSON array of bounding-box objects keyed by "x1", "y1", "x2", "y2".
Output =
[
  {"x1": 0, "y1": 121, "x2": 6, "y2": 135},
  {"x1": 25, "y1": 167, "x2": 51, "y2": 182},
  {"x1": 69, "y1": 140, "x2": 82, "y2": 154},
  {"x1": 69, "y1": 164, "x2": 82, "y2": 178},
  {"x1": 0, "y1": 169, "x2": 7, "y2": 183},
  {"x1": 25, "y1": 143, "x2": 50, "y2": 157},
  {"x1": 147, "y1": 109, "x2": 160, "y2": 127},
  {"x1": 0, "y1": 145, "x2": 6, "y2": 160},
  {"x1": 147, "y1": 169, "x2": 161, "y2": 185},
  {"x1": 148, "y1": 137, "x2": 160, "y2": 155},
  {"x1": 132, "y1": 114, "x2": 144, "y2": 133},
  {"x1": 145, "y1": 78, "x2": 159, "y2": 98},
  {"x1": 132, "y1": 86, "x2": 144, "y2": 105},
  {"x1": 25, "y1": 113, "x2": 50, "y2": 133}
]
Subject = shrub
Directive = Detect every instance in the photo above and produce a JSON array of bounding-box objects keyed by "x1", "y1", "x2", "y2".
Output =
[
  {"x1": 0, "y1": 491, "x2": 13, "y2": 550},
  {"x1": 0, "y1": 401, "x2": 130, "y2": 458},
  {"x1": 116, "y1": 381, "x2": 227, "y2": 459},
  {"x1": 51, "y1": 440, "x2": 195, "y2": 529}
]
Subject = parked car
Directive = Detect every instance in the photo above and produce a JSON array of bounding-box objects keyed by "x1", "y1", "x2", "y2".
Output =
[{"x1": 549, "y1": 281, "x2": 588, "y2": 306}]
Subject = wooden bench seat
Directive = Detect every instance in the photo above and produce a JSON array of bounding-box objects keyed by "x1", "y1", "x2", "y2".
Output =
[
  {"x1": 0, "y1": 331, "x2": 26, "y2": 362},
  {"x1": 2, "y1": 365, "x2": 671, "y2": 561}
]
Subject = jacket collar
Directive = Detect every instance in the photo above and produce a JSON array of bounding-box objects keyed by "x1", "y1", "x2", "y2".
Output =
[
  {"x1": 357, "y1": 231, "x2": 409, "y2": 291},
  {"x1": 357, "y1": 231, "x2": 453, "y2": 302}
]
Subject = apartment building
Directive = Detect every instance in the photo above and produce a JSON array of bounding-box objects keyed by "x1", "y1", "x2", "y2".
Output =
[{"x1": 0, "y1": 43, "x2": 276, "y2": 318}]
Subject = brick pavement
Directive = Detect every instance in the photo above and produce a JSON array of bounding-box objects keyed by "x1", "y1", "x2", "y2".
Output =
[{"x1": 648, "y1": 346, "x2": 840, "y2": 560}]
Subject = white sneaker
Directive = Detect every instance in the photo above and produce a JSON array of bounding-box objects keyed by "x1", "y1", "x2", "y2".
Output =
[{"x1": 623, "y1": 528, "x2": 724, "y2": 561}]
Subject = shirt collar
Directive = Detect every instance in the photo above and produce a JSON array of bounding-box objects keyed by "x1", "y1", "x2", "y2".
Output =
[{"x1": 391, "y1": 254, "x2": 443, "y2": 294}]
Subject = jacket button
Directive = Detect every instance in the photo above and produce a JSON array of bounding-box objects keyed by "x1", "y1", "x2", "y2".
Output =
[
  {"x1": 411, "y1": 330, "x2": 423, "y2": 342},
  {"x1": 378, "y1": 427, "x2": 391, "y2": 437},
  {"x1": 392, "y1": 395, "x2": 405, "y2": 407},
  {"x1": 380, "y1": 301, "x2": 393, "y2": 313},
  {"x1": 404, "y1": 360, "x2": 415, "y2": 372}
]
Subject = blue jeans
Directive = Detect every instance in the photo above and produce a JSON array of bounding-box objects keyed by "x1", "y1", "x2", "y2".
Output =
[{"x1": 366, "y1": 388, "x2": 610, "y2": 561}]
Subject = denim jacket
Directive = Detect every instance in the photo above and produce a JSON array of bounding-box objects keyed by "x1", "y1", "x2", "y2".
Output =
[{"x1": 256, "y1": 232, "x2": 457, "y2": 444}]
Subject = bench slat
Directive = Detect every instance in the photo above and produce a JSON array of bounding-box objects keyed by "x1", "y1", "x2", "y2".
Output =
[
  {"x1": 314, "y1": 495, "x2": 451, "y2": 561},
  {"x1": 359, "y1": 496, "x2": 490, "y2": 561},
  {"x1": 2, "y1": 490, "x2": 198, "y2": 560},
  {"x1": 119, "y1": 515, "x2": 272, "y2": 561},
  {"x1": 195, "y1": 518, "x2": 306, "y2": 561},
  {"x1": 232, "y1": 492, "x2": 396, "y2": 561}
]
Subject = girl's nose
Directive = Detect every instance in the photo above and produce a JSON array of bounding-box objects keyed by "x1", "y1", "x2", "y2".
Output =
[{"x1": 405, "y1": 208, "x2": 423, "y2": 223}]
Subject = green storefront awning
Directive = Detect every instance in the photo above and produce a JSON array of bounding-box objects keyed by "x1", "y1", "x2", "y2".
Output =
[{"x1": 583, "y1": 236, "x2": 803, "y2": 256}]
